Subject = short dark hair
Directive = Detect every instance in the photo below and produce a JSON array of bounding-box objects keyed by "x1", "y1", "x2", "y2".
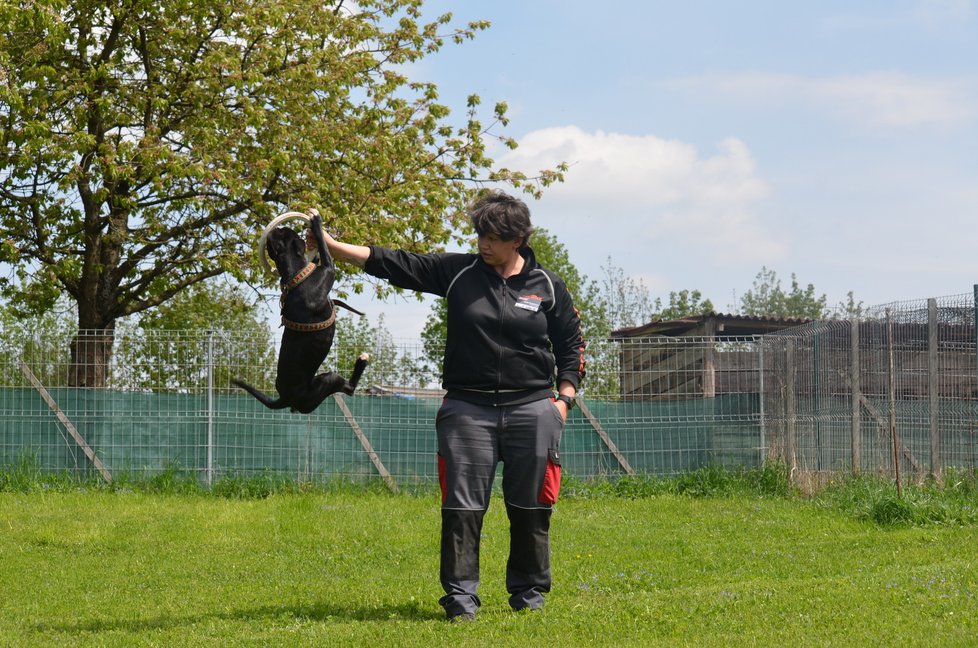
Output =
[{"x1": 469, "y1": 191, "x2": 533, "y2": 245}]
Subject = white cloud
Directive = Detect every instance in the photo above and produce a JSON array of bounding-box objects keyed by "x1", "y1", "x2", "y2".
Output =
[
  {"x1": 498, "y1": 126, "x2": 787, "y2": 270},
  {"x1": 676, "y1": 72, "x2": 977, "y2": 128},
  {"x1": 500, "y1": 127, "x2": 769, "y2": 209},
  {"x1": 816, "y1": 73, "x2": 974, "y2": 126}
]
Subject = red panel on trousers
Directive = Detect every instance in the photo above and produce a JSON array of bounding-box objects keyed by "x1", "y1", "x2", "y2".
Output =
[
  {"x1": 538, "y1": 448, "x2": 562, "y2": 504},
  {"x1": 438, "y1": 453, "x2": 447, "y2": 503}
]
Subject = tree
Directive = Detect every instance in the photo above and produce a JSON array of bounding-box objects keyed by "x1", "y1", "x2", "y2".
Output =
[
  {"x1": 578, "y1": 259, "x2": 660, "y2": 399},
  {"x1": 656, "y1": 289, "x2": 714, "y2": 321},
  {"x1": 738, "y1": 267, "x2": 828, "y2": 320},
  {"x1": 833, "y1": 291, "x2": 864, "y2": 320},
  {"x1": 580, "y1": 258, "x2": 659, "y2": 339},
  {"x1": 0, "y1": 0, "x2": 564, "y2": 386},
  {"x1": 0, "y1": 295, "x2": 77, "y2": 388},
  {"x1": 336, "y1": 312, "x2": 435, "y2": 389},
  {"x1": 118, "y1": 279, "x2": 277, "y2": 391}
]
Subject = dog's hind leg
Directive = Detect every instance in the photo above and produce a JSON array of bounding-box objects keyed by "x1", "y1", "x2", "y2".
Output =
[
  {"x1": 342, "y1": 353, "x2": 370, "y2": 395},
  {"x1": 290, "y1": 354, "x2": 371, "y2": 413},
  {"x1": 291, "y1": 371, "x2": 351, "y2": 414},
  {"x1": 231, "y1": 379, "x2": 289, "y2": 409}
]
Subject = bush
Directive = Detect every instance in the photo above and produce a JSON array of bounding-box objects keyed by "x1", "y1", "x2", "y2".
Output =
[{"x1": 815, "y1": 471, "x2": 978, "y2": 527}]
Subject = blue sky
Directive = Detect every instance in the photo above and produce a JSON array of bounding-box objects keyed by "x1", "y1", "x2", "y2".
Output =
[{"x1": 354, "y1": 0, "x2": 978, "y2": 337}]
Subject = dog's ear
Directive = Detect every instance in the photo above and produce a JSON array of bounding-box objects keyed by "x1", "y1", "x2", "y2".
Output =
[
  {"x1": 285, "y1": 229, "x2": 306, "y2": 256},
  {"x1": 266, "y1": 228, "x2": 284, "y2": 260}
]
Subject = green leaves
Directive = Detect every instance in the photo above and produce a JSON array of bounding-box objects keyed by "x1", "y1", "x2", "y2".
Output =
[
  {"x1": 738, "y1": 266, "x2": 828, "y2": 320},
  {"x1": 0, "y1": 0, "x2": 561, "y2": 336}
]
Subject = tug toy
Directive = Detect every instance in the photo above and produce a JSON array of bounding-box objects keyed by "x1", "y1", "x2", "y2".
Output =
[{"x1": 257, "y1": 210, "x2": 320, "y2": 274}]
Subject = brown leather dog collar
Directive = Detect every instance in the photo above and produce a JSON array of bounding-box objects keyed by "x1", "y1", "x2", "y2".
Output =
[
  {"x1": 279, "y1": 262, "x2": 335, "y2": 331},
  {"x1": 281, "y1": 310, "x2": 336, "y2": 332},
  {"x1": 282, "y1": 262, "x2": 316, "y2": 293}
]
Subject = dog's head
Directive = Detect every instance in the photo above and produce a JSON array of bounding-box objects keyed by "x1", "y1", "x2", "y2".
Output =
[{"x1": 265, "y1": 226, "x2": 306, "y2": 273}]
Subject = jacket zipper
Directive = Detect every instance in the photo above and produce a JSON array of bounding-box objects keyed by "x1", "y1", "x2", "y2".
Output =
[{"x1": 494, "y1": 277, "x2": 507, "y2": 406}]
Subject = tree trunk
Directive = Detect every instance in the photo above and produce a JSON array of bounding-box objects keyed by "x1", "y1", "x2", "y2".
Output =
[
  {"x1": 69, "y1": 327, "x2": 116, "y2": 388},
  {"x1": 70, "y1": 207, "x2": 121, "y2": 388}
]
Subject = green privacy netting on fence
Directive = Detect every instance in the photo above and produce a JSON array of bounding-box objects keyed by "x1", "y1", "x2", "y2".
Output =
[
  {"x1": 0, "y1": 389, "x2": 765, "y2": 485},
  {"x1": 7, "y1": 383, "x2": 978, "y2": 488}
]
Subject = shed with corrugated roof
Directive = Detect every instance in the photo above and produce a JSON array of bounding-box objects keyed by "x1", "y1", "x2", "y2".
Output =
[{"x1": 609, "y1": 312, "x2": 808, "y2": 399}]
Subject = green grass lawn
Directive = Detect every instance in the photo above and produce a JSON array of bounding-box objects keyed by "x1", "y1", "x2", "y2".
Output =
[{"x1": 1, "y1": 487, "x2": 976, "y2": 647}]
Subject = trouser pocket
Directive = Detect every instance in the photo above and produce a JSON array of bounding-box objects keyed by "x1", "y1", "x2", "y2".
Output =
[{"x1": 537, "y1": 448, "x2": 562, "y2": 505}]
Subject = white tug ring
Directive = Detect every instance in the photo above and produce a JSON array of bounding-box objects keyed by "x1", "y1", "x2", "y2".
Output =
[{"x1": 257, "y1": 211, "x2": 318, "y2": 274}]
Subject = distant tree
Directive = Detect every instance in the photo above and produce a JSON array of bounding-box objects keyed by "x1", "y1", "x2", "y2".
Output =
[
  {"x1": 0, "y1": 0, "x2": 564, "y2": 386},
  {"x1": 738, "y1": 267, "x2": 828, "y2": 319},
  {"x1": 136, "y1": 280, "x2": 268, "y2": 332},
  {"x1": 337, "y1": 313, "x2": 435, "y2": 389},
  {"x1": 832, "y1": 291, "x2": 865, "y2": 320},
  {"x1": 419, "y1": 298, "x2": 449, "y2": 381},
  {"x1": 0, "y1": 296, "x2": 76, "y2": 387},
  {"x1": 579, "y1": 260, "x2": 660, "y2": 399},
  {"x1": 657, "y1": 289, "x2": 714, "y2": 321},
  {"x1": 119, "y1": 280, "x2": 276, "y2": 391},
  {"x1": 581, "y1": 259, "x2": 658, "y2": 338}
]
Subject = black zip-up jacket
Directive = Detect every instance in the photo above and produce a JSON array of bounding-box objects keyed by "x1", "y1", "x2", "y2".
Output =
[{"x1": 364, "y1": 245, "x2": 586, "y2": 406}]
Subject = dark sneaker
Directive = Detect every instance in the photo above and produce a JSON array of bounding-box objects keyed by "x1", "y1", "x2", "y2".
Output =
[
  {"x1": 448, "y1": 612, "x2": 476, "y2": 624},
  {"x1": 513, "y1": 605, "x2": 543, "y2": 613}
]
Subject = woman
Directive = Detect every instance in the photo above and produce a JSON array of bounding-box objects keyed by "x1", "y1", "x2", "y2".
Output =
[{"x1": 318, "y1": 191, "x2": 586, "y2": 622}]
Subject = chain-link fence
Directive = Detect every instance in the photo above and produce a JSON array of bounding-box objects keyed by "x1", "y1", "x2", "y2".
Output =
[
  {"x1": 762, "y1": 293, "x2": 978, "y2": 488},
  {"x1": 0, "y1": 327, "x2": 765, "y2": 487},
  {"x1": 2, "y1": 292, "x2": 976, "y2": 489}
]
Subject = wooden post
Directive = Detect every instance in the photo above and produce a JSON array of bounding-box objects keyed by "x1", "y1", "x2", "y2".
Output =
[
  {"x1": 886, "y1": 310, "x2": 902, "y2": 497},
  {"x1": 702, "y1": 319, "x2": 717, "y2": 398},
  {"x1": 758, "y1": 340, "x2": 766, "y2": 465},
  {"x1": 333, "y1": 394, "x2": 398, "y2": 494},
  {"x1": 927, "y1": 299, "x2": 941, "y2": 481},
  {"x1": 19, "y1": 361, "x2": 113, "y2": 484},
  {"x1": 850, "y1": 319, "x2": 861, "y2": 475},
  {"x1": 576, "y1": 398, "x2": 636, "y2": 476},
  {"x1": 785, "y1": 340, "x2": 797, "y2": 475}
]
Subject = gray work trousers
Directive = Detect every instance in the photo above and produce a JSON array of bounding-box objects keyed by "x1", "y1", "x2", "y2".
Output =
[{"x1": 435, "y1": 397, "x2": 564, "y2": 617}]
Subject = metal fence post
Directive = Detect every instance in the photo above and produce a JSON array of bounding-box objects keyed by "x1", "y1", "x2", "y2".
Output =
[
  {"x1": 786, "y1": 339, "x2": 796, "y2": 476},
  {"x1": 928, "y1": 298, "x2": 940, "y2": 480},
  {"x1": 758, "y1": 337, "x2": 766, "y2": 466},
  {"x1": 886, "y1": 309, "x2": 902, "y2": 497},
  {"x1": 206, "y1": 329, "x2": 214, "y2": 487},
  {"x1": 850, "y1": 319, "x2": 861, "y2": 475}
]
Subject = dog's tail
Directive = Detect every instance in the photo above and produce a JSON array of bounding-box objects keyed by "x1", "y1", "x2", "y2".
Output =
[
  {"x1": 332, "y1": 299, "x2": 365, "y2": 317},
  {"x1": 231, "y1": 379, "x2": 290, "y2": 409}
]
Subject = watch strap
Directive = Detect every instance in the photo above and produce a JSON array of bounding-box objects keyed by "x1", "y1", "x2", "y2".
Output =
[{"x1": 555, "y1": 394, "x2": 575, "y2": 410}]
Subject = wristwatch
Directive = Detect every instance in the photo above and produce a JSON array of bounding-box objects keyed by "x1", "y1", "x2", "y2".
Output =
[{"x1": 555, "y1": 394, "x2": 576, "y2": 410}]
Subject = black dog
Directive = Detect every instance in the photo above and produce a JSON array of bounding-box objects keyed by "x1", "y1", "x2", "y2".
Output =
[{"x1": 233, "y1": 212, "x2": 368, "y2": 413}]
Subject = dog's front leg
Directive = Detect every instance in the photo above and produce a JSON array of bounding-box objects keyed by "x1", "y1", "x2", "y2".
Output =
[{"x1": 307, "y1": 210, "x2": 333, "y2": 269}]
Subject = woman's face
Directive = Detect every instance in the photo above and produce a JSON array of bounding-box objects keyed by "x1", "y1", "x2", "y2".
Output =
[{"x1": 477, "y1": 233, "x2": 521, "y2": 268}]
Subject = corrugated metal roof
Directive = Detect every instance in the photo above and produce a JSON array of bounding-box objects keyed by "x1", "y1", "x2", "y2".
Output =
[{"x1": 610, "y1": 312, "x2": 811, "y2": 338}]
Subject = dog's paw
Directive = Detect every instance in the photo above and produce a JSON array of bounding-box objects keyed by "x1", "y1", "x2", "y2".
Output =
[{"x1": 307, "y1": 208, "x2": 322, "y2": 230}]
